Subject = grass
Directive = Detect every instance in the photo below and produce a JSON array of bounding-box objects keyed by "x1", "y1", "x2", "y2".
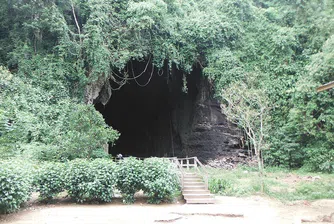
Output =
[{"x1": 199, "y1": 166, "x2": 334, "y2": 202}]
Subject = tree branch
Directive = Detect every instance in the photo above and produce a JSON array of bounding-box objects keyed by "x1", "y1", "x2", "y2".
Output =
[{"x1": 71, "y1": 3, "x2": 82, "y2": 44}]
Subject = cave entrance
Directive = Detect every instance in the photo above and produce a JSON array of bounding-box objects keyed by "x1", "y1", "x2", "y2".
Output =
[{"x1": 95, "y1": 61, "x2": 201, "y2": 158}]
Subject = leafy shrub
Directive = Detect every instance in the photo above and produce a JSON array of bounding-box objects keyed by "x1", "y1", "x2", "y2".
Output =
[
  {"x1": 115, "y1": 157, "x2": 144, "y2": 204},
  {"x1": 51, "y1": 104, "x2": 120, "y2": 161},
  {"x1": 0, "y1": 67, "x2": 119, "y2": 162},
  {"x1": 142, "y1": 158, "x2": 180, "y2": 204},
  {"x1": 19, "y1": 143, "x2": 61, "y2": 162},
  {"x1": 33, "y1": 162, "x2": 66, "y2": 201},
  {"x1": 303, "y1": 145, "x2": 334, "y2": 173},
  {"x1": 209, "y1": 178, "x2": 234, "y2": 195},
  {"x1": 90, "y1": 148, "x2": 109, "y2": 159},
  {"x1": 0, "y1": 160, "x2": 33, "y2": 214},
  {"x1": 88, "y1": 159, "x2": 116, "y2": 202},
  {"x1": 264, "y1": 131, "x2": 305, "y2": 169},
  {"x1": 64, "y1": 159, "x2": 116, "y2": 203}
]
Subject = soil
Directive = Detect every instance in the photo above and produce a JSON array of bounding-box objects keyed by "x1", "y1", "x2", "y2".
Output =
[
  {"x1": 280, "y1": 174, "x2": 323, "y2": 185},
  {"x1": 1, "y1": 195, "x2": 333, "y2": 224}
]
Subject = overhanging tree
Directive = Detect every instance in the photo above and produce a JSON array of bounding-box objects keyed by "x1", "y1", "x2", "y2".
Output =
[{"x1": 220, "y1": 78, "x2": 270, "y2": 189}]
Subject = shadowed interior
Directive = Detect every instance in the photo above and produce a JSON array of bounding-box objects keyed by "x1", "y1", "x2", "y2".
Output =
[{"x1": 95, "y1": 61, "x2": 201, "y2": 157}]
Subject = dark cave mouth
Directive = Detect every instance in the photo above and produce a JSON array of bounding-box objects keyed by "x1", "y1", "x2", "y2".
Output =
[{"x1": 94, "y1": 62, "x2": 202, "y2": 158}]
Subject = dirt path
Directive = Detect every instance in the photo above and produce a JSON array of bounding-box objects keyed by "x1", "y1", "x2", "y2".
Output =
[{"x1": 1, "y1": 196, "x2": 333, "y2": 224}]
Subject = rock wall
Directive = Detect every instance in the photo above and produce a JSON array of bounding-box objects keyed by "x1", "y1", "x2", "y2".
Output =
[
  {"x1": 169, "y1": 68, "x2": 245, "y2": 162},
  {"x1": 93, "y1": 62, "x2": 246, "y2": 162}
]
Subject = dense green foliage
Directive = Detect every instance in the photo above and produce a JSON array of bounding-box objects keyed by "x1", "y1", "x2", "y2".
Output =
[
  {"x1": 115, "y1": 157, "x2": 180, "y2": 204},
  {"x1": 0, "y1": 158, "x2": 180, "y2": 213},
  {"x1": 201, "y1": 1, "x2": 334, "y2": 171},
  {"x1": 0, "y1": 160, "x2": 33, "y2": 213},
  {"x1": 33, "y1": 162, "x2": 66, "y2": 201},
  {"x1": 115, "y1": 157, "x2": 145, "y2": 204},
  {"x1": 64, "y1": 159, "x2": 116, "y2": 203},
  {"x1": 209, "y1": 177, "x2": 234, "y2": 195},
  {"x1": 114, "y1": 157, "x2": 180, "y2": 204},
  {"x1": 0, "y1": 66, "x2": 119, "y2": 161},
  {"x1": 0, "y1": 0, "x2": 333, "y2": 170},
  {"x1": 142, "y1": 158, "x2": 180, "y2": 204}
]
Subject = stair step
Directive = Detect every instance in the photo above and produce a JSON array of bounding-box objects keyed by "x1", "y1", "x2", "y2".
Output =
[
  {"x1": 183, "y1": 177, "x2": 202, "y2": 180},
  {"x1": 183, "y1": 180, "x2": 203, "y2": 183},
  {"x1": 184, "y1": 173, "x2": 197, "y2": 176},
  {"x1": 183, "y1": 193, "x2": 214, "y2": 199},
  {"x1": 183, "y1": 186, "x2": 206, "y2": 190},
  {"x1": 186, "y1": 198, "x2": 215, "y2": 204},
  {"x1": 183, "y1": 184, "x2": 206, "y2": 186},
  {"x1": 183, "y1": 190, "x2": 211, "y2": 194},
  {"x1": 183, "y1": 182, "x2": 205, "y2": 185},
  {"x1": 184, "y1": 180, "x2": 203, "y2": 183},
  {"x1": 183, "y1": 193, "x2": 213, "y2": 196}
]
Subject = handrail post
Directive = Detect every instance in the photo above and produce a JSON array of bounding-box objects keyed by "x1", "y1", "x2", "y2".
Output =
[{"x1": 186, "y1": 158, "x2": 189, "y2": 170}]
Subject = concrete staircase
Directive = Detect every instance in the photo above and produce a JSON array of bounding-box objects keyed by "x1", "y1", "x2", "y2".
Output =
[{"x1": 182, "y1": 172, "x2": 215, "y2": 204}]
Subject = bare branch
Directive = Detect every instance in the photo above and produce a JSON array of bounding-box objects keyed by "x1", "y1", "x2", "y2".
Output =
[{"x1": 71, "y1": 2, "x2": 82, "y2": 44}]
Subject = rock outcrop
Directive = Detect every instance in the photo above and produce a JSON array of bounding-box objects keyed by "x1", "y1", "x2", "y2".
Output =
[{"x1": 93, "y1": 62, "x2": 246, "y2": 163}]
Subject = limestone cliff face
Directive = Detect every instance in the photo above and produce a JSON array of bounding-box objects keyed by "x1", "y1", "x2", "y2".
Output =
[
  {"x1": 85, "y1": 76, "x2": 110, "y2": 105},
  {"x1": 184, "y1": 98, "x2": 244, "y2": 161},
  {"x1": 169, "y1": 71, "x2": 243, "y2": 162},
  {"x1": 93, "y1": 62, "x2": 244, "y2": 162}
]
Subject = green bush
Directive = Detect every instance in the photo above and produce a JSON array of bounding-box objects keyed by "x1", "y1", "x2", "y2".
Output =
[
  {"x1": 51, "y1": 104, "x2": 120, "y2": 161},
  {"x1": 0, "y1": 160, "x2": 33, "y2": 214},
  {"x1": 209, "y1": 177, "x2": 234, "y2": 195},
  {"x1": 33, "y1": 162, "x2": 66, "y2": 201},
  {"x1": 64, "y1": 159, "x2": 116, "y2": 203},
  {"x1": 0, "y1": 67, "x2": 119, "y2": 162},
  {"x1": 115, "y1": 157, "x2": 144, "y2": 204},
  {"x1": 88, "y1": 159, "x2": 116, "y2": 202},
  {"x1": 19, "y1": 143, "x2": 61, "y2": 162},
  {"x1": 142, "y1": 158, "x2": 180, "y2": 204},
  {"x1": 303, "y1": 145, "x2": 334, "y2": 173},
  {"x1": 90, "y1": 148, "x2": 109, "y2": 159}
]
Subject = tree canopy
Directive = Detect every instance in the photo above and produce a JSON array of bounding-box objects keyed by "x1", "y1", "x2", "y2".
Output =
[{"x1": 0, "y1": 0, "x2": 333, "y2": 171}]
